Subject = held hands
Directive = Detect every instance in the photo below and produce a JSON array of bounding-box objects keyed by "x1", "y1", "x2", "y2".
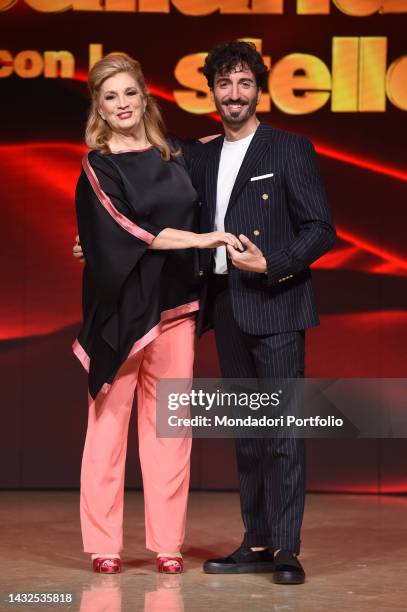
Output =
[
  {"x1": 72, "y1": 232, "x2": 267, "y2": 275},
  {"x1": 72, "y1": 231, "x2": 243, "y2": 259},
  {"x1": 196, "y1": 231, "x2": 244, "y2": 251},
  {"x1": 227, "y1": 234, "x2": 267, "y2": 274},
  {"x1": 73, "y1": 235, "x2": 84, "y2": 262}
]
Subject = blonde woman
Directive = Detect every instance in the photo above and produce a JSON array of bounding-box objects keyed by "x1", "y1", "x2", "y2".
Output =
[{"x1": 73, "y1": 54, "x2": 241, "y2": 574}]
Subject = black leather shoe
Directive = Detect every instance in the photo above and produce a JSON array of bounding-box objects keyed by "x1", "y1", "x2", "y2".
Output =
[
  {"x1": 272, "y1": 550, "x2": 305, "y2": 584},
  {"x1": 203, "y1": 546, "x2": 275, "y2": 574}
]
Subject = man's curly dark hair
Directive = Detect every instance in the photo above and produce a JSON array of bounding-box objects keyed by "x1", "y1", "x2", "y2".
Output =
[{"x1": 203, "y1": 41, "x2": 269, "y2": 90}]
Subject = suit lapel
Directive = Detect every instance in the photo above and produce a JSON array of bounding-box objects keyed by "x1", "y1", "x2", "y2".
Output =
[
  {"x1": 205, "y1": 136, "x2": 223, "y2": 228},
  {"x1": 226, "y1": 122, "x2": 272, "y2": 213}
]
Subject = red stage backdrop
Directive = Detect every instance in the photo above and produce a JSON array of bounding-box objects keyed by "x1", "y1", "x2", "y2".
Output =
[{"x1": 1, "y1": 1, "x2": 406, "y2": 492}]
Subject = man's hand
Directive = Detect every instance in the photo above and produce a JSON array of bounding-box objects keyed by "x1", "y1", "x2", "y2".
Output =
[
  {"x1": 227, "y1": 234, "x2": 267, "y2": 273},
  {"x1": 198, "y1": 134, "x2": 221, "y2": 144},
  {"x1": 73, "y1": 235, "x2": 84, "y2": 262}
]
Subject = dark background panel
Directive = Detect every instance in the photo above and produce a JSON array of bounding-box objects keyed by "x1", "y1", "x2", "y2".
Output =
[{"x1": 0, "y1": 2, "x2": 406, "y2": 492}]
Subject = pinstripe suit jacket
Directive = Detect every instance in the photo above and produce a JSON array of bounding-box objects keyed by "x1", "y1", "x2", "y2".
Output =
[{"x1": 187, "y1": 122, "x2": 336, "y2": 336}]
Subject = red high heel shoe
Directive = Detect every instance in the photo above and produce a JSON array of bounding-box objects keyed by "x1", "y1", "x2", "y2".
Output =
[
  {"x1": 156, "y1": 556, "x2": 183, "y2": 574},
  {"x1": 92, "y1": 557, "x2": 122, "y2": 574}
]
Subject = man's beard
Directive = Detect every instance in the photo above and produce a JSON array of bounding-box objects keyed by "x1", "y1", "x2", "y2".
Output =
[{"x1": 215, "y1": 96, "x2": 258, "y2": 127}]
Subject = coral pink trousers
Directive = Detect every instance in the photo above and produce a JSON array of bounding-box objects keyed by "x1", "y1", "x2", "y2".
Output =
[{"x1": 80, "y1": 315, "x2": 195, "y2": 553}]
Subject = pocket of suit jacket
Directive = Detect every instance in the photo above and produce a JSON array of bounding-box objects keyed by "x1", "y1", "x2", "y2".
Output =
[{"x1": 250, "y1": 173, "x2": 274, "y2": 182}]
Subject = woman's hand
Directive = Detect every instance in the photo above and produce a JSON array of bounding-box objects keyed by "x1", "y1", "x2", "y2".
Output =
[
  {"x1": 73, "y1": 235, "x2": 85, "y2": 262},
  {"x1": 198, "y1": 134, "x2": 222, "y2": 144},
  {"x1": 195, "y1": 231, "x2": 243, "y2": 250}
]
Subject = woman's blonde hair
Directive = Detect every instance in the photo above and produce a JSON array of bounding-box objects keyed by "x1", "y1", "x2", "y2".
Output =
[{"x1": 85, "y1": 53, "x2": 171, "y2": 160}]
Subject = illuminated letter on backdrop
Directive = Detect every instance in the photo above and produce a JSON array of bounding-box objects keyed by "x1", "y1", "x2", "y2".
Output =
[
  {"x1": 173, "y1": 53, "x2": 215, "y2": 113},
  {"x1": 73, "y1": 0, "x2": 100, "y2": 9},
  {"x1": 172, "y1": 0, "x2": 223, "y2": 15},
  {"x1": 297, "y1": 0, "x2": 329, "y2": 13},
  {"x1": 14, "y1": 50, "x2": 43, "y2": 77},
  {"x1": 138, "y1": 0, "x2": 170, "y2": 11},
  {"x1": 103, "y1": 0, "x2": 136, "y2": 9},
  {"x1": 222, "y1": 0, "x2": 283, "y2": 13},
  {"x1": 382, "y1": 0, "x2": 407, "y2": 12},
  {"x1": 269, "y1": 53, "x2": 331, "y2": 114},
  {"x1": 25, "y1": 0, "x2": 71, "y2": 11},
  {"x1": 386, "y1": 56, "x2": 407, "y2": 110},
  {"x1": 331, "y1": 37, "x2": 358, "y2": 111},
  {"x1": 0, "y1": 0, "x2": 18, "y2": 11},
  {"x1": 172, "y1": 0, "x2": 266, "y2": 16},
  {"x1": 89, "y1": 44, "x2": 103, "y2": 70},
  {"x1": 334, "y1": 0, "x2": 406, "y2": 16},
  {"x1": 0, "y1": 50, "x2": 13, "y2": 77},
  {"x1": 44, "y1": 51, "x2": 75, "y2": 78},
  {"x1": 358, "y1": 37, "x2": 387, "y2": 111},
  {"x1": 298, "y1": 0, "x2": 407, "y2": 13}
]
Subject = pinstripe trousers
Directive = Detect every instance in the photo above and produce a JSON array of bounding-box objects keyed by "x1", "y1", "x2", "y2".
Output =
[{"x1": 211, "y1": 276, "x2": 306, "y2": 554}]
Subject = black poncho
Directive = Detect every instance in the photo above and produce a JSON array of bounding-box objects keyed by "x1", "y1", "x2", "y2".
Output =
[{"x1": 73, "y1": 145, "x2": 200, "y2": 398}]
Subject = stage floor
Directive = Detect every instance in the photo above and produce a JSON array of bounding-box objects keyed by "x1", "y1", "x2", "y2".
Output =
[{"x1": 1, "y1": 491, "x2": 407, "y2": 611}]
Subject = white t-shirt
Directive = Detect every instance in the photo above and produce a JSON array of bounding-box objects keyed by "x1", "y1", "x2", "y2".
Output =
[{"x1": 214, "y1": 132, "x2": 255, "y2": 274}]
